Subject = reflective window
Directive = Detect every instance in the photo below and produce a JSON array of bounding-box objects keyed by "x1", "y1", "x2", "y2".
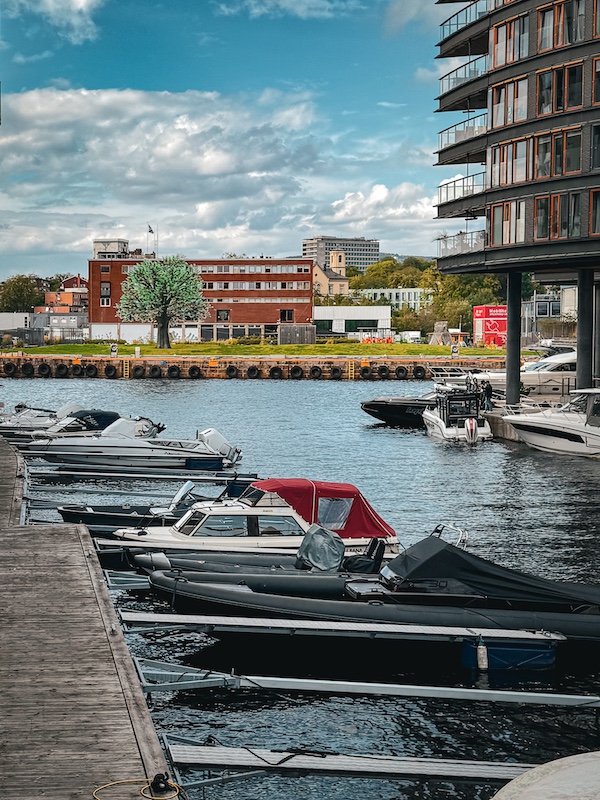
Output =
[
  {"x1": 192, "y1": 514, "x2": 248, "y2": 537},
  {"x1": 256, "y1": 515, "x2": 305, "y2": 536},
  {"x1": 176, "y1": 511, "x2": 207, "y2": 535},
  {"x1": 317, "y1": 497, "x2": 353, "y2": 530}
]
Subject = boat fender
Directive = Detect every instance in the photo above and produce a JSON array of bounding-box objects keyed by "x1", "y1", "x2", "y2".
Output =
[
  {"x1": 55, "y1": 363, "x2": 69, "y2": 378},
  {"x1": 395, "y1": 366, "x2": 408, "y2": 380},
  {"x1": 188, "y1": 365, "x2": 202, "y2": 379},
  {"x1": 330, "y1": 366, "x2": 342, "y2": 380},
  {"x1": 104, "y1": 364, "x2": 117, "y2": 378},
  {"x1": 247, "y1": 366, "x2": 260, "y2": 379},
  {"x1": 290, "y1": 365, "x2": 304, "y2": 380},
  {"x1": 377, "y1": 364, "x2": 390, "y2": 379},
  {"x1": 149, "y1": 365, "x2": 162, "y2": 378},
  {"x1": 359, "y1": 366, "x2": 372, "y2": 379},
  {"x1": 226, "y1": 365, "x2": 238, "y2": 379},
  {"x1": 85, "y1": 364, "x2": 98, "y2": 378},
  {"x1": 132, "y1": 364, "x2": 145, "y2": 379},
  {"x1": 71, "y1": 363, "x2": 83, "y2": 377},
  {"x1": 413, "y1": 365, "x2": 427, "y2": 380},
  {"x1": 310, "y1": 365, "x2": 322, "y2": 379},
  {"x1": 21, "y1": 362, "x2": 34, "y2": 377},
  {"x1": 269, "y1": 366, "x2": 283, "y2": 379},
  {"x1": 167, "y1": 365, "x2": 181, "y2": 379},
  {"x1": 3, "y1": 362, "x2": 16, "y2": 377},
  {"x1": 476, "y1": 638, "x2": 489, "y2": 670},
  {"x1": 38, "y1": 362, "x2": 52, "y2": 378}
]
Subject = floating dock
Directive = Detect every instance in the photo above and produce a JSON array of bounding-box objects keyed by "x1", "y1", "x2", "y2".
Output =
[{"x1": 0, "y1": 441, "x2": 168, "y2": 799}]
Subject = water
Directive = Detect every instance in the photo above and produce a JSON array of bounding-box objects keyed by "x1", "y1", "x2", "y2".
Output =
[{"x1": 6, "y1": 377, "x2": 600, "y2": 798}]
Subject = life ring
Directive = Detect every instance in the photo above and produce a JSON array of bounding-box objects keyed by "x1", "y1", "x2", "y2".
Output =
[
  {"x1": 290, "y1": 365, "x2": 304, "y2": 380},
  {"x1": 167, "y1": 365, "x2": 181, "y2": 379},
  {"x1": 377, "y1": 364, "x2": 390, "y2": 379},
  {"x1": 3, "y1": 362, "x2": 16, "y2": 377},
  {"x1": 395, "y1": 365, "x2": 408, "y2": 380},
  {"x1": 247, "y1": 366, "x2": 260, "y2": 379},
  {"x1": 330, "y1": 366, "x2": 342, "y2": 380},
  {"x1": 132, "y1": 364, "x2": 145, "y2": 379},
  {"x1": 269, "y1": 366, "x2": 283, "y2": 379},
  {"x1": 226, "y1": 365, "x2": 238, "y2": 378},
  {"x1": 413, "y1": 365, "x2": 427, "y2": 380},
  {"x1": 149, "y1": 365, "x2": 162, "y2": 378},
  {"x1": 85, "y1": 364, "x2": 98, "y2": 378},
  {"x1": 359, "y1": 366, "x2": 372, "y2": 379},
  {"x1": 55, "y1": 363, "x2": 69, "y2": 378},
  {"x1": 309, "y1": 365, "x2": 322, "y2": 379},
  {"x1": 71, "y1": 364, "x2": 84, "y2": 377},
  {"x1": 188, "y1": 365, "x2": 202, "y2": 379},
  {"x1": 104, "y1": 364, "x2": 117, "y2": 379},
  {"x1": 38, "y1": 363, "x2": 51, "y2": 378}
]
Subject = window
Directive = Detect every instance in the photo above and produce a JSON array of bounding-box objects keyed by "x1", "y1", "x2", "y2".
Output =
[
  {"x1": 533, "y1": 129, "x2": 581, "y2": 179},
  {"x1": 100, "y1": 265, "x2": 110, "y2": 273},
  {"x1": 592, "y1": 125, "x2": 600, "y2": 169},
  {"x1": 556, "y1": 0, "x2": 585, "y2": 45},
  {"x1": 257, "y1": 515, "x2": 305, "y2": 536},
  {"x1": 535, "y1": 192, "x2": 580, "y2": 239},
  {"x1": 535, "y1": 196, "x2": 550, "y2": 239},
  {"x1": 492, "y1": 15, "x2": 529, "y2": 68},
  {"x1": 216, "y1": 309, "x2": 230, "y2": 321},
  {"x1": 193, "y1": 514, "x2": 248, "y2": 537},
  {"x1": 537, "y1": 71, "x2": 553, "y2": 115},
  {"x1": 490, "y1": 78, "x2": 527, "y2": 128},
  {"x1": 537, "y1": 63, "x2": 583, "y2": 116},
  {"x1": 490, "y1": 201, "x2": 525, "y2": 245},
  {"x1": 280, "y1": 309, "x2": 293, "y2": 322},
  {"x1": 565, "y1": 130, "x2": 581, "y2": 172},
  {"x1": 591, "y1": 190, "x2": 600, "y2": 234},
  {"x1": 317, "y1": 497, "x2": 353, "y2": 530},
  {"x1": 538, "y1": 6, "x2": 554, "y2": 50},
  {"x1": 535, "y1": 135, "x2": 552, "y2": 178},
  {"x1": 100, "y1": 281, "x2": 111, "y2": 297},
  {"x1": 100, "y1": 298, "x2": 111, "y2": 307}
]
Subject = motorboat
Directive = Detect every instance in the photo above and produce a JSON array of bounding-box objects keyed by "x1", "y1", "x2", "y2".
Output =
[
  {"x1": 5, "y1": 408, "x2": 156, "y2": 447},
  {"x1": 110, "y1": 478, "x2": 399, "y2": 555},
  {"x1": 360, "y1": 392, "x2": 436, "y2": 428},
  {"x1": 421, "y1": 385, "x2": 493, "y2": 443},
  {"x1": 23, "y1": 418, "x2": 242, "y2": 471},
  {"x1": 0, "y1": 401, "x2": 86, "y2": 442},
  {"x1": 147, "y1": 530, "x2": 600, "y2": 642},
  {"x1": 57, "y1": 475, "x2": 258, "y2": 535},
  {"x1": 503, "y1": 388, "x2": 600, "y2": 457},
  {"x1": 434, "y1": 351, "x2": 577, "y2": 397}
]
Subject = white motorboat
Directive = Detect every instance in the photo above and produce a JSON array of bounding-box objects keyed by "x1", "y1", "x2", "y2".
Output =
[
  {"x1": 433, "y1": 351, "x2": 577, "y2": 396},
  {"x1": 0, "y1": 402, "x2": 86, "y2": 441},
  {"x1": 23, "y1": 417, "x2": 242, "y2": 471},
  {"x1": 422, "y1": 384, "x2": 493, "y2": 444},
  {"x1": 503, "y1": 389, "x2": 600, "y2": 457},
  {"x1": 110, "y1": 478, "x2": 399, "y2": 555}
]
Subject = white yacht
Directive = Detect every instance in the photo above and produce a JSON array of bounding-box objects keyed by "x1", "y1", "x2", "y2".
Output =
[
  {"x1": 504, "y1": 389, "x2": 600, "y2": 457},
  {"x1": 422, "y1": 385, "x2": 493, "y2": 444}
]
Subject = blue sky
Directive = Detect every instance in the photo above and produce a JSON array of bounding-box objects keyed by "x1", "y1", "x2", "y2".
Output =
[{"x1": 0, "y1": 0, "x2": 465, "y2": 278}]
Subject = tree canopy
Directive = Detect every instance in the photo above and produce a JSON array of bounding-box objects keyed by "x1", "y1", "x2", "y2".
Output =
[
  {"x1": 0, "y1": 275, "x2": 45, "y2": 312},
  {"x1": 117, "y1": 256, "x2": 209, "y2": 349}
]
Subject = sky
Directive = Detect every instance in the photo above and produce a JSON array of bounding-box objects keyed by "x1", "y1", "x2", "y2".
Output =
[{"x1": 0, "y1": 0, "x2": 467, "y2": 279}]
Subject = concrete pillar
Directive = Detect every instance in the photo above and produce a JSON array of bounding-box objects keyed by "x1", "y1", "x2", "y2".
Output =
[
  {"x1": 505, "y1": 271, "x2": 522, "y2": 405},
  {"x1": 594, "y1": 283, "x2": 600, "y2": 384},
  {"x1": 577, "y1": 269, "x2": 593, "y2": 389}
]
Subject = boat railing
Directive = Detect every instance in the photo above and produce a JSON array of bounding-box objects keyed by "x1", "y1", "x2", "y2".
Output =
[
  {"x1": 429, "y1": 366, "x2": 471, "y2": 381},
  {"x1": 502, "y1": 400, "x2": 558, "y2": 416}
]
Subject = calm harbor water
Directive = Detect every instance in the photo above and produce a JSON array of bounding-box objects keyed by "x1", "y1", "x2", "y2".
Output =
[{"x1": 6, "y1": 376, "x2": 600, "y2": 799}]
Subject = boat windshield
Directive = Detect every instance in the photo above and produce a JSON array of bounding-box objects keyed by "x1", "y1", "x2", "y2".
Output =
[
  {"x1": 587, "y1": 395, "x2": 600, "y2": 428},
  {"x1": 317, "y1": 497, "x2": 353, "y2": 530},
  {"x1": 562, "y1": 395, "x2": 588, "y2": 413},
  {"x1": 174, "y1": 510, "x2": 207, "y2": 535}
]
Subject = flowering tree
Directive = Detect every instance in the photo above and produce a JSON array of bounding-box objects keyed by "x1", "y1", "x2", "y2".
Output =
[{"x1": 117, "y1": 256, "x2": 209, "y2": 349}]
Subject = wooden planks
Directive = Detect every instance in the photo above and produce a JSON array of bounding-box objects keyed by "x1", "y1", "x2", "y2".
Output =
[{"x1": 0, "y1": 441, "x2": 167, "y2": 800}]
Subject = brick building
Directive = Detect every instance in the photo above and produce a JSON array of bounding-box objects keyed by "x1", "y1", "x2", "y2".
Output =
[{"x1": 88, "y1": 240, "x2": 314, "y2": 342}]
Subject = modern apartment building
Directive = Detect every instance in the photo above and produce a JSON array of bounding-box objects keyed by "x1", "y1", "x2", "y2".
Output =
[
  {"x1": 88, "y1": 240, "x2": 314, "y2": 342},
  {"x1": 302, "y1": 236, "x2": 380, "y2": 273},
  {"x1": 435, "y1": 0, "x2": 600, "y2": 394}
]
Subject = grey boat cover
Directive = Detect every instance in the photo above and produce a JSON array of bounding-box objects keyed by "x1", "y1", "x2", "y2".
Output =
[
  {"x1": 381, "y1": 535, "x2": 600, "y2": 606},
  {"x1": 295, "y1": 524, "x2": 346, "y2": 571}
]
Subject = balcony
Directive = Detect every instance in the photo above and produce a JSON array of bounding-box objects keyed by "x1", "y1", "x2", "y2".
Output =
[
  {"x1": 438, "y1": 172, "x2": 486, "y2": 205},
  {"x1": 438, "y1": 113, "x2": 488, "y2": 151},
  {"x1": 440, "y1": 0, "x2": 488, "y2": 42},
  {"x1": 440, "y1": 55, "x2": 487, "y2": 96},
  {"x1": 437, "y1": 230, "x2": 486, "y2": 259}
]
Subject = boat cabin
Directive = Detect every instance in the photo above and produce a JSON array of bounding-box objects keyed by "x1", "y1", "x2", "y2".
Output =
[{"x1": 434, "y1": 387, "x2": 486, "y2": 429}]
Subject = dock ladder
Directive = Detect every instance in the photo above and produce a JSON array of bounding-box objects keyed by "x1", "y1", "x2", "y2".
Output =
[
  {"x1": 122, "y1": 359, "x2": 130, "y2": 378},
  {"x1": 347, "y1": 361, "x2": 355, "y2": 380}
]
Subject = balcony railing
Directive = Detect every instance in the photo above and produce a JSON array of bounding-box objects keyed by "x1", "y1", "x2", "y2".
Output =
[
  {"x1": 438, "y1": 113, "x2": 488, "y2": 150},
  {"x1": 440, "y1": 0, "x2": 488, "y2": 41},
  {"x1": 440, "y1": 55, "x2": 487, "y2": 96},
  {"x1": 438, "y1": 172, "x2": 486, "y2": 205},
  {"x1": 437, "y1": 230, "x2": 486, "y2": 259}
]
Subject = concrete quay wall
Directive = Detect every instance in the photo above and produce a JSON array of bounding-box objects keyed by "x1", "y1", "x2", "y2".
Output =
[{"x1": 0, "y1": 353, "x2": 505, "y2": 381}]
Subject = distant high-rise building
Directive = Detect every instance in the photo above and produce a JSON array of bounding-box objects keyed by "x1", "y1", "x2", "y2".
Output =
[{"x1": 302, "y1": 236, "x2": 379, "y2": 273}]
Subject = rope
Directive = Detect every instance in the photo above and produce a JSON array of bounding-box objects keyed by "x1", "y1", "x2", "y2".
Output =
[{"x1": 92, "y1": 776, "x2": 185, "y2": 799}]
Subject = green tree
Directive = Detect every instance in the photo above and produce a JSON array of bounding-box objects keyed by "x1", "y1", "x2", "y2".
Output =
[
  {"x1": 0, "y1": 275, "x2": 45, "y2": 311},
  {"x1": 117, "y1": 256, "x2": 209, "y2": 349},
  {"x1": 47, "y1": 273, "x2": 73, "y2": 291}
]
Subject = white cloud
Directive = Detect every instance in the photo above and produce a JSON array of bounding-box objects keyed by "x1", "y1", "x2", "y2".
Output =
[
  {"x1": 13, "y1": 49, "x2": 53, "y2": 63},
  {"x1": 0, "y1": 87, "x2": 444, "y2": 275},
  {"x1": 384, "y1": 2, "x2": 453, "y2": 34},
  {"x1": 213, "y1": 0, "x2": 366, "y2": 19},
  {"x1": 377, "y1": 101, "x2": 406, "y2": 109},
  {"x1": 5, "y1": 0, "x2": 105, "y2": 44}
]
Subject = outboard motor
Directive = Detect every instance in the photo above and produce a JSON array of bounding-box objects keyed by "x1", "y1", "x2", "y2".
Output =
[{"x1": 464, "y1": 417, "x2": 479, "y2": 444}]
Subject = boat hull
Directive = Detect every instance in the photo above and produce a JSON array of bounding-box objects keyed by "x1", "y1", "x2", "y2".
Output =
[
  {"x1": 507, "y1": 419, "x2": 600, "y2": 457},
  {"x1": 360, "y1": 397, "x2": 434, "y2": 428}
]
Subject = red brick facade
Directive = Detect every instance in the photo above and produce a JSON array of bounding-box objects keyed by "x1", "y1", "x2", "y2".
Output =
[{"x1": 88, "y1": 257, "x2": 314, "y2": 327}]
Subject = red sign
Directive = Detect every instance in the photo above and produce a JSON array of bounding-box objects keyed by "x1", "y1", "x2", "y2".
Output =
[{"x1": 473, "y1": 305, "x2": 507, "y2": 346}]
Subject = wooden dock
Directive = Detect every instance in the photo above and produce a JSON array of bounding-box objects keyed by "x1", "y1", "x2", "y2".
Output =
[{"x1": 0, "y1": 440, "x2": 168, "y2": 799}]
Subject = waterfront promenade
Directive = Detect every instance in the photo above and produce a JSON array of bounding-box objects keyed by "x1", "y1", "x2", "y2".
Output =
[{"x1": 0, "y1": 440, "x2": 168, "y2": 799}]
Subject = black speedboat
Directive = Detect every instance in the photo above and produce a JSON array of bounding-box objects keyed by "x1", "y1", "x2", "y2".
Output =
[
  {"x1": 360, "y1": 393, "x2": 436, "y2": 428},
  {"x1": 148, "y1": 533, "x2": 600, "y2": 642}
]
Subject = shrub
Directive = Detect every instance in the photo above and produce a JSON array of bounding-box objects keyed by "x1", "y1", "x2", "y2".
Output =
[{"x1": 1, "y1": 334, "x2": 13, "y2": 348}]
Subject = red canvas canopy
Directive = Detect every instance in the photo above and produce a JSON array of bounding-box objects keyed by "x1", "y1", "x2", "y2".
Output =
[{"x1": 251, "y1": 479, "x2": 396, "y2": 540}]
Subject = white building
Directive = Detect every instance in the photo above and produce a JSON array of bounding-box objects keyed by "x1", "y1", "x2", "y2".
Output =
[
  {"x1": 313, "y1": 306, "x2": 392, "y2": 339},
  {"x1": 359, "y1": 287, "x2": 431, "y2": 311}
]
